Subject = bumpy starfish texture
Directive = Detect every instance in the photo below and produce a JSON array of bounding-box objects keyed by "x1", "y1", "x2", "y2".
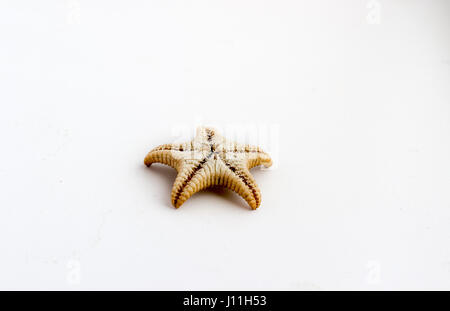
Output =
[{"x1": 144, "y1": 127, "x2": 272, "y2": 209}]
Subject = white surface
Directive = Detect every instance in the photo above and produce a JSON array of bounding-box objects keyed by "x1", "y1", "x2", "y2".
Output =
[{"x1": 1, "y1": 0, "x2": 450, "y2": 290}]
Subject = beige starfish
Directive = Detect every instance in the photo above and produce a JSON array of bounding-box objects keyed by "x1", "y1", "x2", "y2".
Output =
[{"x1": 144, "y1": 127, "x2": 272, "y2": 209}]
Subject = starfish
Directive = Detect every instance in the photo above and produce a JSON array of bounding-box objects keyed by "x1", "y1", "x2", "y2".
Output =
[{"x1": 144, "y1": 127, "x2": 272, "y2": 209}]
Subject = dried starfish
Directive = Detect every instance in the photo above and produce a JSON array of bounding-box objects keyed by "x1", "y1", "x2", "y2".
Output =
[{"x1": 144, "y1": 127, "x2": 272, "y2": 209}]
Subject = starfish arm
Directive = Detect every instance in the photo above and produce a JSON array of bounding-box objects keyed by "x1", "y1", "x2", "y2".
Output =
[
  {"x1": 246, "y1": 148, "x2": 273, "y2": 169},
  {"x1": 171, "y1": 158, "x2": 212, "y2": 208},
  {"x1": 144, "y1": 144, "x2": 181, "y2": 169},
  {"x1": 221, "y1": 144, "x2": 272, "y2": 169},
  {"x1": 220, "y1": 159, "x2": 262, "y2": 209},
  {"x1": 220, "y1": 143, "x2": 273, "y2": 169}
]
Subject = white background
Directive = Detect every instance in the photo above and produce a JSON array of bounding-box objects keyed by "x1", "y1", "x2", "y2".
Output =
[{"x1": 1, "y1": 0, "x2": 449, "y2": 290}]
